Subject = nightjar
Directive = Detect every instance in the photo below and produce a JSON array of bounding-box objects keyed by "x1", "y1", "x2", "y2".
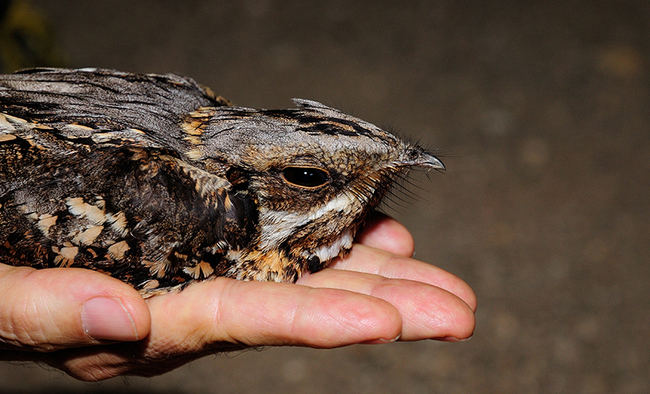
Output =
[{"x1": 0, "y1": 68, "x2": 444, "y2": 296}]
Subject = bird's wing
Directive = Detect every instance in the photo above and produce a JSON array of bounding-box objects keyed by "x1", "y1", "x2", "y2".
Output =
[
  {"x1": 0, "y1": 68, "x2": 254, "y2": 294},
  {"x1": 0, "y1": 67, "x2": 229, "y2": 150}
]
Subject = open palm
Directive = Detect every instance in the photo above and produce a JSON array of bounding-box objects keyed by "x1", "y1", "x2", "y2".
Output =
[{"x1": 0, "y1": 215, "x2": 476, "y2": 381}]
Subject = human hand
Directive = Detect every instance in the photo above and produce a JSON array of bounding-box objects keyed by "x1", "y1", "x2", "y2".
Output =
[{"x1": 0, "y1": 215, "x2": 476, "y2": 381}]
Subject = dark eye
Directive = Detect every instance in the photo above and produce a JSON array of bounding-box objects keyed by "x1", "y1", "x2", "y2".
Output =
[{"x1": 281, "y1": 166, "x2": 330, "y2": 188}]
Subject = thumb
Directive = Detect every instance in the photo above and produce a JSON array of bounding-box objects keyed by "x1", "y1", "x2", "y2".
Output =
[{"x1": 0, "y1": 264, "x2": 150, "y2": 352}]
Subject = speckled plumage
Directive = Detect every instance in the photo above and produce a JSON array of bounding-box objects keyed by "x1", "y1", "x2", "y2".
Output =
[{"x1": 0, "y1": 68, "x2": 443, "y2": 296}]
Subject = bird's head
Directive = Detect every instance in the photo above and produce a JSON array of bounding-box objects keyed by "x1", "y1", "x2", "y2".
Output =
[{"x1": 187, "y1": 99, "x2": 444, "y2": 277}]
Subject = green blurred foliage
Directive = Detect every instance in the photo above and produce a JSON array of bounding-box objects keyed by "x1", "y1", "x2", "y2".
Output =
[{"x1": 0, "y1": 0, "x2": 63, "y2": 72}]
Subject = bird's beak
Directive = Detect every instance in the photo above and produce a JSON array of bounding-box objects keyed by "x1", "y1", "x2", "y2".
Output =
[
  {"x1": 398, "y1": 149, "x2": 445, "y2": 170},
  {"x1": 416, "y1": 152, "x2": 445, "y2": 170}
]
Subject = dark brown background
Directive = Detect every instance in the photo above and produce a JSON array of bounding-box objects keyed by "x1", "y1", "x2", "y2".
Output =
[{"x1": 1, "y1": 0, "x2": 647, "y2": 392}]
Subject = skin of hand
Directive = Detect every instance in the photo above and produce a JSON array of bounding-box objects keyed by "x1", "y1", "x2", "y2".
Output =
[{"x1": 0, "y1": 215, "x2": 476, "y2": 381}]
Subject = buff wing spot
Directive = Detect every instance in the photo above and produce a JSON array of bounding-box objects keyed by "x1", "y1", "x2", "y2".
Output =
[
  {"x1": 106, "y1": 211, "x2": 129, "y2": 237},
  {"x1": 65, "y1": 197, "x2": 107, "y2": 225},
  {"x1": 52, "y1": 244, "x2": 79, "y2": 267},
  {"x1": 183, "y1": 260, "x2": 215, "y2": 279},
  {"x1": 36, "y1": 214, "x2": 57, "y2": 235},
  {"x1": 0, "y1": 133, "x2": 16, "y2": 142},
  {"x1": 72, "y1": 225, "x2": 104, "y2": 245},
  {"x1": 107, "y1": 240, "x2": 130, "y2": 260},
  {"x1": 143, "y1": 258, "x2": 171, "y2": 278}
]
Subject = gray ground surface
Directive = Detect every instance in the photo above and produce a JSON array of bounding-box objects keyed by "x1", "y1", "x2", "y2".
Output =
[{"x1": 1, "y1": 1, "x2": 648, "y2": 392}]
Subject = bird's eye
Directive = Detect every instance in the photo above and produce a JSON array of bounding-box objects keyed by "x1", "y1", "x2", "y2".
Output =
[{"x1": 281, "y1": 166, "x2": 330, "y2": 189}]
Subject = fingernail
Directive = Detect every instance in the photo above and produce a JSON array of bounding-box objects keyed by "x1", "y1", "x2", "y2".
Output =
[
  {"x1": 364, "y1": 334, "x2": 401, "y2": 344},
  {"x1": 81, "y1": 297, "x2": 139, "y2": 341},
  {"x1": 435, "y1": 335, "x2": 473, "y2": 343}
]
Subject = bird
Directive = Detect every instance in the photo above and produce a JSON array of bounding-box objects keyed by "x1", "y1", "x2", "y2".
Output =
[{"x1": 0, "y1": 68, "x2": 444, "y2": 296}]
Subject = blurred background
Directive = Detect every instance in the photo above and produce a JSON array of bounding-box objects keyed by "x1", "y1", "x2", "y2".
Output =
[{"x1": 0, "y1": 0, "x2": 647, "y2": 392}]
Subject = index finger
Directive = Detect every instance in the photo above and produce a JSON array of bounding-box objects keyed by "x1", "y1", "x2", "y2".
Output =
[{"x1": 48, "y1": 278, "x2": 404, "y2": 380}]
